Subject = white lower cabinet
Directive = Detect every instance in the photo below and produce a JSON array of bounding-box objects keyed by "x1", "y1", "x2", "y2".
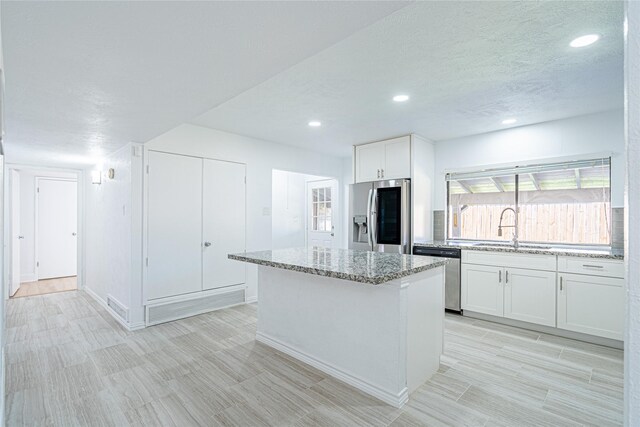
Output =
[
  {"x1": 461, "y1": 264, "x2": 504, "y2": 317},
  {"x1": 462, "y1": 255, "x2": 556, "y2": 328},
  {"x1": 504, "y1": 268, "x2": 556, "y2": 327},
  {"x1": 557, "y1": 273, "x2": 624, "y2": 340}
]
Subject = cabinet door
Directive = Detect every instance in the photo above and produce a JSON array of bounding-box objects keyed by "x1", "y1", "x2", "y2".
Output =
[
  {"x1": 461, "y1": 264, "x2": 503, "y2": 316},
  {"x1": 382, "y1": 136, "x2": 411, "y2": 180},
  {"x1": 557, "y1": 273, "x2": 624, "y2": 340},
  {"x1": 504, "y1": 268, "x2": 556, "y2": 327},
  {"x1": 355, "y1": 143, "x2": 384, "y2": 183},
  {"x1": 147, "y1": 152, "x2": 203, "y2": 300},
  {"x1": 203, "y1": 159, "x2": 246, "y2": 290}
]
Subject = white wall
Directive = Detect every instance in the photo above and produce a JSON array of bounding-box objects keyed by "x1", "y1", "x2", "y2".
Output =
[
  {"x1": 145, "y1": 124, "x2": 348, "y2": 301},
  {"x1": 84, "y1": 143, "x2": 144, "y2": 328},
  {"x1": 17, "y1": 169, "x2": 76, "y2": 282},
  {"x1": 624, "y1": 1, "x2": 640, "y2": 423},
  {"x1": 272, "y1": 170, "x2": 330, "y2": 250},
  {"x1": 433, "y1": 109, "x2": 625, "y2": 209}
]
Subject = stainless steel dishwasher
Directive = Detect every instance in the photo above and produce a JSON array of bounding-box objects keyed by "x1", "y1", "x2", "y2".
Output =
[{"x1": 412, "y1": 246, "x2": 461, "y2": 312}]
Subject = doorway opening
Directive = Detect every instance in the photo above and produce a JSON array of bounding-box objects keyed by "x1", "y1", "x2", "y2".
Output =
[
  {"x1": 271, "y1": 170, "x2": 340, "y2": 249},
  {"x1": 8, "y1": 167, "x2": 80, "y2": 299}
]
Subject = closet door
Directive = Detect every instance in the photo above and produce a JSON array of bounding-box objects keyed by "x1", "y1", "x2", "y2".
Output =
[
  {"x1": 147, "y1": 151, "x2": 203, "y2": 300},
  {"x1": 203, "y1": 159, "x2": 246, "y2": 290}
]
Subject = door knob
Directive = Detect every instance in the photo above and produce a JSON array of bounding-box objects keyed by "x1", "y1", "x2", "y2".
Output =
[{"x1": 204, "y1": 242, "x2": 212, "y2": 247}]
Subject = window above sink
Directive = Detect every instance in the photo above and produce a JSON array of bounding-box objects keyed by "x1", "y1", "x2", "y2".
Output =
[{"x1": 446, "y1": 157, "x2": 611, "y2": 246}]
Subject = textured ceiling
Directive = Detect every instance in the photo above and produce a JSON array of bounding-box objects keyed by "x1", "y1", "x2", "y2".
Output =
[
  {"x1": 0, "y1": 1, "x2": 409, "y2": 166},
  {"x1": 192, "y1": 1, "x2": 624, "y2": 156}
]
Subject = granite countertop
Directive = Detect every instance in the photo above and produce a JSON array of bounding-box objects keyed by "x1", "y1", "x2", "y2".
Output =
[
  {"x1": 228, "y1": 247, "x2": 449, "y2": 285},
  {"x1": 414, "y1": 241, "x2": 623, "y2": 260}
]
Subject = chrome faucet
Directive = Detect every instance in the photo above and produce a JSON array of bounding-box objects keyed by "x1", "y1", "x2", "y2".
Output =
[{"x1": 498, "y1": 207, "x2": 519, "y2": 248}]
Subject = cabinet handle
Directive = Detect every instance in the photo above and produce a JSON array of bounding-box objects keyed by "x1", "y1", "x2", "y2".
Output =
[
  {"x1": 582, "y1": 264, "x2": 604, "y2": 269},
  {"x1": 499, "y1": 270, "x2": 502, "y2": 283},
  {"x1": 505, "y1": 270, "x2": 509, "y2": 284},
  {"x1": 560, "y1": 276, "x2": 563, "y2": 291},
  {"x1": 204, "y1": 241, "x2": 212, "y2": 247},
  {"x1": 381, "y1": 168, "x2": 384, "y2": 178},
  {"x1": 377, "y1": 169, "x2": 380, "y2": 179}
]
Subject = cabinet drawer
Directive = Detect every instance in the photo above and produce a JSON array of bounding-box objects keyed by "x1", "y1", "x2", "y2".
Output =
[
  {"x1": 462, "y1": 250, "x2": 556, "y2": 271},
  {"x1": 558, "y1": 256, "x2": 624, "y2": 278}
]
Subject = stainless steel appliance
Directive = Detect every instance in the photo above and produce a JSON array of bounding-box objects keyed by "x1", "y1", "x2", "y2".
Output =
[
  {"x1": 349, "y1": 179, "x2": 411, "y2": 254},
  {"x1": 413, "y1": 246, "x2": 461, "y2": 312}
]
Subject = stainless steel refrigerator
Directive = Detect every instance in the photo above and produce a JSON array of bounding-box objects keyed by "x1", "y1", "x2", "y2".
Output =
[{"x1": 349, "y1": 179, "x2": 411, "y2": 254}]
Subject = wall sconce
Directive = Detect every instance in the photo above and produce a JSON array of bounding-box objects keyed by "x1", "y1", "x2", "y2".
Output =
[{"x1": 91, "y1": 170, "x2": 102, "y2": 185}]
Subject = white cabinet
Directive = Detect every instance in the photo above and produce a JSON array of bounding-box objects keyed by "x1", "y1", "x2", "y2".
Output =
[
  {"x1": 504, "y1": 268, "x2": 556, "y2": 327},
  {"x1": 461, "y1": 264, "x2": 503, "y2": 317},
  {"x1": 462, "y1": 251, "x2": 556, "y2": 327},
  {"x1": 147, "y1": 151, "x2": 246, "y2": 301},
  {"x1": 203, "y1": 159, "x2": 246, "y2": 290},
  {"x1": 354, "y1": 136, "x2": 410, "y2": 183},
  {"x1": 147, "y1": 151, "x2": 203, "y2": 300},
  {"x1": 557, "y1": 272, "x2": 624, "y2": 340}
]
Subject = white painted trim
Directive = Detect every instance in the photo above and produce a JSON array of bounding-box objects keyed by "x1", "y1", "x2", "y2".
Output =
[
  {"x1": 245, "y1": 295, "x2": 257, "y2": 304},
  {"x1": 463, "y1": 310, "x2": 623, "y2": 349},
  {"x1": 3, "y1": 164, "x2": 85, "y2": 301},
  {"x1": 442, "y1": 151, "x2": 615, "y2": 175},
  {"x1": 35, "y1": 177, "x2": 78, "y2": 280},
  {"x1": 83, "y1": 287, "x2": 140, "y2": 331},
  {"x1": 145, "y1": 286, "x2": 246, "y2": 326},
  {"x1": 20, "y1": 274, "x2": 36, "y2": 283},
  {"x1": 256, "y1": 331, "x2": 409, "y2": 408}
]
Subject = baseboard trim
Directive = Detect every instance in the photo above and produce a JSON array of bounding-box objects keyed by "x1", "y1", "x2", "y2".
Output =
[
  {"x1": 83, "y1": 288, "x2": 140, "y2": 332},
  {"x1": 20, "y1": 274, "x2": 37, "y2": 283},
  {"x1": 245, "y1": 295, "x2": 257, "y2": 304},
  {"x1": 463, "y1": 311, "x2": 623, "y2": 349},
  {"x1": 256, "y1": 331, "x2": 408, "y2": 408}
]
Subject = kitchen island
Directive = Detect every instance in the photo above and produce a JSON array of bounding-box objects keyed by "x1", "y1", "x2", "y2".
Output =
[{"x1": 228, "y1": 247, "x2": 448, "y2": 407}]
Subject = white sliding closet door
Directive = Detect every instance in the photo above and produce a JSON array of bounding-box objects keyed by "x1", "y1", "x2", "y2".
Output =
[
  {"x1": 147, "y1": 151, "x2": 203, "y2": 300},
  {"x1": 203, "y1": 159, "x2": 246, "y2": 290}
]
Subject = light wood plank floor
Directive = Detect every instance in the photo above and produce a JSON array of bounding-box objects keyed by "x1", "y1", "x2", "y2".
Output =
[
  {"x1": 12, "y1": 276, "x2": 77, "y2": 298},
  {"x1": 5, "y1": 290, "x2": 623, "y2": 426}
]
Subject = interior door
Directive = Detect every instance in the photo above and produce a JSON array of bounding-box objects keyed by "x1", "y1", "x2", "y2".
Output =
[
  {"x1": 37, "y1": 178, "x2": 77, "y2": 279},
  {"x1": 203, "y1": 159, "x2": 246, "y2": 290},
  {"x1": 147, "y1": 151, "x2": 203, "y2": 300},
  {"x1": 10, "y1": 170, "x2": 21, "y2": 296},
  {"x1": 503, "y1": 267, "x2": 556, "y2": 327},
  {"x1": 307, "y1": 179, "x2": 338, "y2": 248}
]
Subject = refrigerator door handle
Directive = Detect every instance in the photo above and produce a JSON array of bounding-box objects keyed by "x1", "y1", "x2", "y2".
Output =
[
  {"x1": 367, "y1": 189, "x2": 374, "y2": 247},
  {"x1": 370, "y1": 189, "x2": 378, "y2": 246}
]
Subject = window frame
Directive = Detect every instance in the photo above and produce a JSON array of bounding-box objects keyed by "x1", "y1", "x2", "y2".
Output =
[{"x1": 445, "y1": 157, "x2": 612, "y2": 247}]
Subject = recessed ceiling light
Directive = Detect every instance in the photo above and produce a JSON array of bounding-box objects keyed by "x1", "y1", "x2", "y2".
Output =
[
  {"x1": 308, "y1": 121, "x2": 321, "y2": 127},
  {"x1": 570, "y1": 34, "x2": 600, "y2": 48},
  {"x1": 393, "y1": 95, "x2": 409, "y2": 102},
  {"x1": 502, "y1": 118, "x2": 517, "y2": 125}
]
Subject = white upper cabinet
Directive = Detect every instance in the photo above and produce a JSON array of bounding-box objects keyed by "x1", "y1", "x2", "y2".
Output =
[{"x1": 354, "y1": 136, "x2": 411, "y2": 183}]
